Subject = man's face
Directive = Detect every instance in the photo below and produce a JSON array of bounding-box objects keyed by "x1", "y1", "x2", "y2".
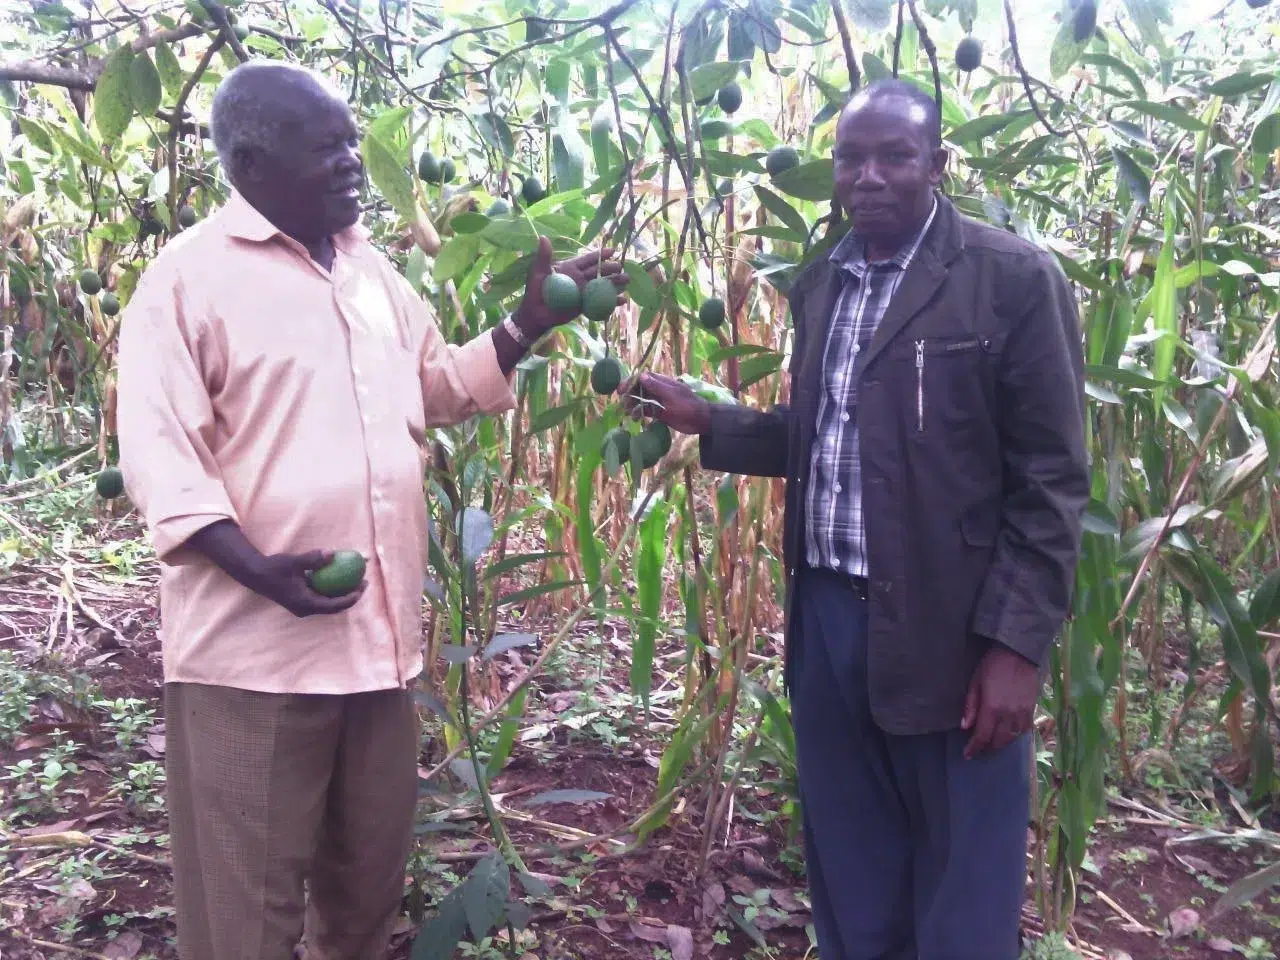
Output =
[
  {"x1": 832, "y1": 94, "x2": 945, "y2": 245},
  {"x1": 238, "y1": 84, "x2": 365, "y2": 242}
]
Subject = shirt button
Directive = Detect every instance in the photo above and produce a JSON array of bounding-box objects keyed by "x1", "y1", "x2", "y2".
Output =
[
  {"x1": 841, "y1": 412, "x2": 850, "y2": 422},
  {"x1": 834, "y1": 483, "x2": 842, "y2": 493},
  {"x1": 852, "y1": 344, "x2": 861, "y2": 354}
]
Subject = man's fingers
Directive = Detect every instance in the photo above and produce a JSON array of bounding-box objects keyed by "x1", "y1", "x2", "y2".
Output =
[
  {"x1": 295, "y1": 550, "x2": 332, "y2": 571},
  {"x1": 988, "y1": 713, "x2": 1017, "y2": 754},
  {"x1": 560, "y1": 247, "x2": 617, "y2": 272},
  {"x1": 964, "y1": 705, "x2": 997, "y2": 760},
  {"x1": 532, "y1": 235, "x2": 554, "y2": 271}
]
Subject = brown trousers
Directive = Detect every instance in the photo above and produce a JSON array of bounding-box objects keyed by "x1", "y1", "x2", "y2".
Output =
[{"x1": 164, "y1": 682, "x2": 419, "y2": 960}]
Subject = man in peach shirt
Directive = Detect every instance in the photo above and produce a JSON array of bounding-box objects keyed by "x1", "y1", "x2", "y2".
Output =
[{"x1": 116, "y1": 62, "x2": 627, "y2": 959}]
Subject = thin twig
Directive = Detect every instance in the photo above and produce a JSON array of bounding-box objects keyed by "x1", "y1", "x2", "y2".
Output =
[
  {"x1": 1003, "y1": 0, "x2": 1068, "y2": 138},
  {"x1": 829, "y1": 0, "x2": 861, "y2": 93},
  {"x1": 166, "y1": 36, "x2": 224, "y2": 223},
  {"x1": 905, "y1": 0, "x2": 942, "y2": 116}
]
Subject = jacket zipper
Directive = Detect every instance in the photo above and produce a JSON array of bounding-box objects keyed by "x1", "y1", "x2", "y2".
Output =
[{"x1": 914, "y1": 339, "x2": 925, "y2": 432}]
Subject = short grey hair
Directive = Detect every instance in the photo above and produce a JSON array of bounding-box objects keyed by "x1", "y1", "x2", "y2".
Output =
[{"x1": 209, "y1": 61, "x2": 344, "y2": 182}]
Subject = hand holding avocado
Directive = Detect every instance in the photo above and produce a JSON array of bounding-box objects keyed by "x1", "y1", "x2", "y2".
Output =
[
  {"x1": 514, "y1": 236, "x2": 631, "y2": 341},
  {"x1": 251, "y1": 548, "x2": 367, "y2": 617}
]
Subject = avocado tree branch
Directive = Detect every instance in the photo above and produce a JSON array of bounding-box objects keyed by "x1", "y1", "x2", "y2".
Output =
[
  {"x1": 1003, "y1": 0, "x2": 1068, "y2": 138},
  {"x1": 830, "y1": 0, "x2": 861, "y2": 93},
  {"x1": 198, "y1": 0, "x2": 250, "y2": 63},
  {"x1": 0, "y1": 21, "x2": 205, "y2": 91},
  {"x1": 167, "y1": 36, "x2": 225, "y2": 223},
  {"x1": 892, "y1": 0, "x2": 906, "y2": 76},
  {"x1": 905, "y1": 0, "x2": 942, "y2": 118}
]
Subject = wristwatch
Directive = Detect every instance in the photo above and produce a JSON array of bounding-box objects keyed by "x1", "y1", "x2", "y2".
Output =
[{"x1": 502, "y1": 313, "x2": 534, "y2": 349}]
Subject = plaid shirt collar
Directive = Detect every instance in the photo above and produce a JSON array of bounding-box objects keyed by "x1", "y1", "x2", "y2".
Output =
[{"x1": 828, "y1": 193, "x2": 939, "y2": 277}]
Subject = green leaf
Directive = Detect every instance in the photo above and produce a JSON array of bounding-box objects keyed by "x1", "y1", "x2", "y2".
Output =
[
  {"x1": 1116, "y1": 100, "x2": 1210, "y2": 133},
  {"x1": 481, "y1": 217, "x2": 540, "y2": 251},
  {"x1": 1212, "y1": 860, "x2": 1280, "y2": 917},
  {"x1": 362, "y1": 131, "x2": 417, "y2": 220},
  {"x1": 545, "y1": 59, "x2": 571, "y2": 105},
  {"x1": 129, "y1": 50, "x2": 162, "y2": 118},
  {"x1": 482, "y1": 632, "x2": 537, "y2": 661},
  {"x1": 17, "y1": 118, "x2": 53, "y2": 154},
  {"x1": 154, "y1": 41, "x2": 183, "y2": 99},
  {"x1": 1186, "y1": 550, "x2": 1273, "y2": 717},
  {"x1": 529, "y1": 398, "x2": 587, "y2": 434},
  {"x1": 552, "y1": 126, "x2": 586, "y2": 191},
  {"x1": 434, "y1": 235, "x2": 481, "y2": 283},
  {"x1": 1049, "y1": 14, "x2": 1090, "y2": 79},
  {"x1": 411, "y1": 887, "x2": 468, "y2": 960},
  {"x1": 459, "y1": 507, "x2": 494, "y2": 564},
  {"x1": 622, "y1": 261, "x2": 660, "y2": 309},
  {"x1": 1111, "y1": 147, "x2": 1151, "y2": 204},
  {"x1": 484, "y1": 551, "x2": 564, "y2": 581},
  {"x1": 462, "y1": 853, "x2": 510, "y2": 941},
  {"x1": 1204, "y1": 72, "x2": 1275, "y2": 97},
  {"x1": 486, "y1": 685, "x2": 526, "y2": 780},
  {"x1": 687, "y1": 61, "x2": 741, "y2": 102},
  {"x1": 754, "y1": 185, "x2": 809, "y2": 238},
  {"x1": 1252, "y1": 114, "x2": 1280, "y2": 156},
  {"x1": 1150, "y1": 199, "x2": 1177, "y2": 401},
  {"x1": 1079, "y1": 54, "x2": 1146, "y2": 97},
  {"x1": 769, "y1": 158, "x2": 834, "y2": 202},
  {"x1": 947, "y1": 111, "x2": 1030, "y2": 145},
  {"x1": 439, "y1": 644, "x2": 476, "y2": 665},
  {"x1": 525, "y1": 789, "x2": 611, "y2": 806},
  {"x1": 1248, "y1": 569, "x2": 1280, "y2": 629},
  {"x1": 498, "y1": 578, "x2": 582, "y2": 608},
  {"x1": 1122, "y1": 0, "x2": 1171, "y2": 49},
  {"x1": 847, "y1": 0, "x2": 894, "y2": 31},
  {"x1": 631, "y1": 499, "x2": 669, "y2": 706},
  {"x1": 94, "y1": 45, "x2": 135, "y2": 141},
  {"x1": 476, "y1": 111, "x2": 515, "y2": 156}
]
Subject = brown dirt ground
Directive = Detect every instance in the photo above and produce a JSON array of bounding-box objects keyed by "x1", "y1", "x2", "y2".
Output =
[{"x1": 0, "y1": 522, "x2": 1276, "y2": 960}]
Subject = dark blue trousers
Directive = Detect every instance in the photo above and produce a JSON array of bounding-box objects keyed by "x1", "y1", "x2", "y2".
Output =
[{"x1": 792, "y1": 567, "x2": 1029, "y2": 960}]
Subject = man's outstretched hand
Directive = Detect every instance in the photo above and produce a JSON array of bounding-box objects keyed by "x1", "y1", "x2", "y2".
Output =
[
  {"x1": 515, "y1": 236, "x2": 630, "y2": 339},
  {"x1": 620, "y1": 371, "x2": 713, "y2": 435},
  {"x1": 248, "y1": 550, "x2": 367, "y2": 618},
  {"x1": 961, "y1": 644, "x2": 1040, "y2": 759}
]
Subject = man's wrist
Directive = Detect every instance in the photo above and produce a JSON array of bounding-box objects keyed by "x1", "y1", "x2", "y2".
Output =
[{"x1": 510, "y1": 308, "x2": 547, "y2": 345}]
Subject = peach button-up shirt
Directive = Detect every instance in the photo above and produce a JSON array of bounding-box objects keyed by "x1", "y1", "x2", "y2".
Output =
[{"x1": 117, "y1": 191, "x2": 516, "y2": 694}]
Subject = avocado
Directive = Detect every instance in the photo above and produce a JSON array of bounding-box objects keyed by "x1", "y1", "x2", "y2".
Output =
[
  {"x1": 955, "y1": 36, "x2": 983, "y2": 73},
  {"x1": 178, "y1": 204, "x2": 198, "y2": 228},
  {"x1": 717, "y1": 81, "x2": 743, "y2": 114},
  {"x1": 698, "y1": 297, "x2": 726, "y2": 330},
  {"x1": 418, "y1": 150, "x2": 442, "y2": 183},
  {"x1": 521, "y1": 175, "x2": 546, "y2": 205},
  {"x1": 766, "y1": 145, "x2": 800, "y2": 177},
  {"x1": 101, "y1": 292, "x2": 120, "y2": 316},
  {"x1": 95, "y1": 466, "x2": 124, "y2": 499},
  {"x1": 591, "y1": 356, "x2": 625, "y2": 395},
  {"x1": 541, "y1": 272, "x2": 581, "y2": 314},
  {"x1": 644, "y1": 420, "x2": 672, "y2": 456},
  {"x1": 79, "y1": 268, "x2": 102, "y2": 296},
  {"x1": 601, "y1": 426, "x2": 631, "y2": 466},
  {"x1": 581, "y1": 276, "x2": 617, "y2": 321},
  {"x1": 308, "y1": 550, "x2": 366, "y2": 597}
]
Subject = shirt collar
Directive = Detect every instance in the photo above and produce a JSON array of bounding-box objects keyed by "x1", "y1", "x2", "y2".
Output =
[
  {"x1": 829, "y1": 193, "x2": 939, "y2": 273},
  {"x1": 220, "y1": 189, "x2": 370, "y2": 255}
]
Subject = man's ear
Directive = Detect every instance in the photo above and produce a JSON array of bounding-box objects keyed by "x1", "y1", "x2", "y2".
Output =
[
  {"x1": 231, "y1": 144, "x2": 264, "y2": 186},
  {"x1": 929, "y1": 146, "x2": 949, "y2": 186}
]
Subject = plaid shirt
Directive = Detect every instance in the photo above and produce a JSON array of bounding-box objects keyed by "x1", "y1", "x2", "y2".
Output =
[{"x1": 804, "y1": 197, "x2": 938, "y2": 578}]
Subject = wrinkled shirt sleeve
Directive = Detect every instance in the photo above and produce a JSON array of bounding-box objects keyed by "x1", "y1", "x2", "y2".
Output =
[
  {"x1": 116, "y1": 263, "x2": 238, "y2": 561},
  {"x1": 391, "y1": 272, "x2": 517, "y2": 426}
]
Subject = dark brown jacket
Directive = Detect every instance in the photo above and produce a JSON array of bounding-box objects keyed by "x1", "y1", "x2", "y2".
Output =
[{"x1": 699, "y1": 195, "x2": 1088, "y2": 734}]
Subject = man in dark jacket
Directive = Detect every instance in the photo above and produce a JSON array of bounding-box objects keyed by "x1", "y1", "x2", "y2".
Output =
[{"x1": 623, "y1": 79, "x2": 1088, "y2": 958}]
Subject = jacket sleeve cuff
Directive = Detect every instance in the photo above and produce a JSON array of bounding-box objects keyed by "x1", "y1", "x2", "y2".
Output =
[{"x1": 453, "y1": 334, "x2": 517, "y2": 416}]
